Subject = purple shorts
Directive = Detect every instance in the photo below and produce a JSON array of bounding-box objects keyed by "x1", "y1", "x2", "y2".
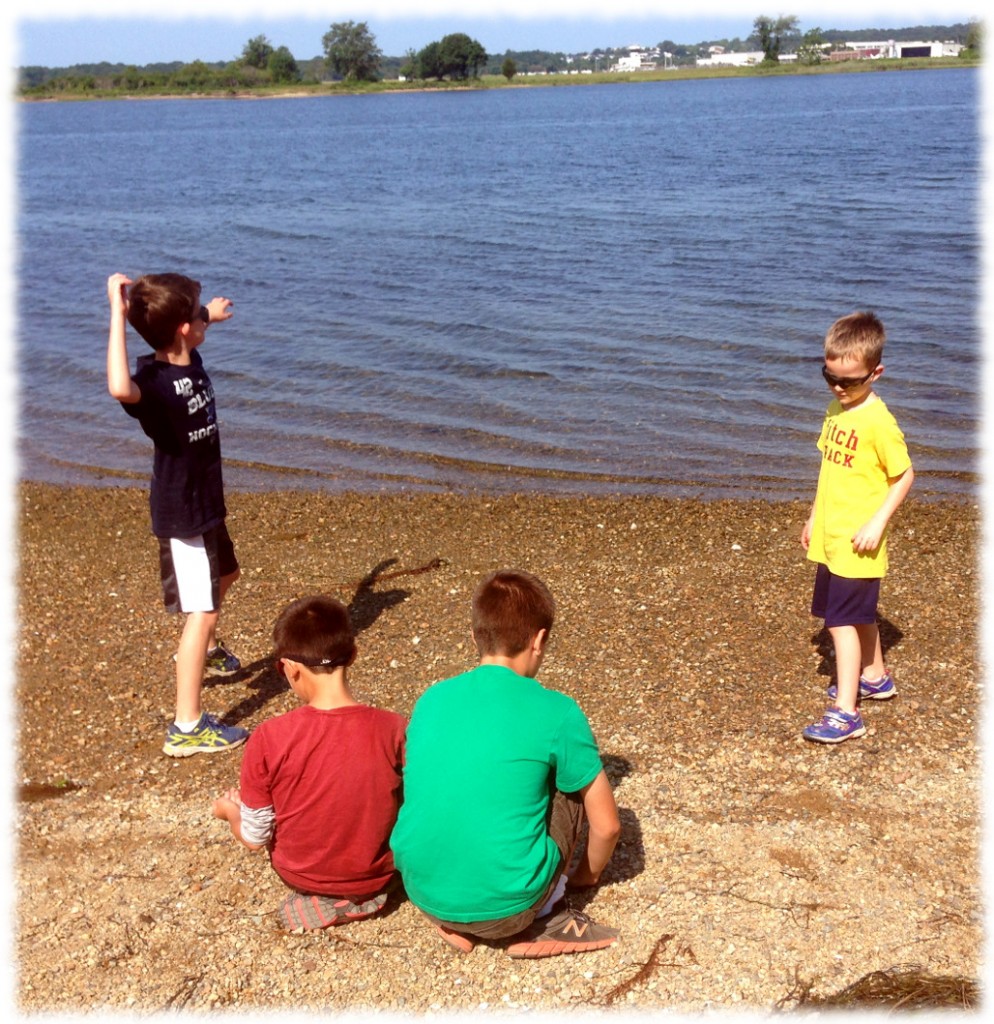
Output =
[{"x1": 811, "y1": 563, "x2": 880, "y2": 628}]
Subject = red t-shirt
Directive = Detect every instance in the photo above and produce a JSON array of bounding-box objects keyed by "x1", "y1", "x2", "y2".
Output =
[{"x1": 239, "y1": 703, "x2": 407, "y2": 897}]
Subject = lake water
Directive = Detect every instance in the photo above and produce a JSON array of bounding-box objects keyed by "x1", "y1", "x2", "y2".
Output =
[{"x1": 16, "y1": 68, "x2": 980, "y2": 500}]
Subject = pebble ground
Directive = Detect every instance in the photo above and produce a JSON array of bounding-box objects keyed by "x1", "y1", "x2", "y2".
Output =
[{"x1": 14, "y1": 483, "x2": 982, "y2": 1014}]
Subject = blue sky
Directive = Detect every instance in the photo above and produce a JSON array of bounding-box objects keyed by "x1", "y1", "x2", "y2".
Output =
[{"x1": 9, "y1": 1, "x2": 983, "y2": 67}]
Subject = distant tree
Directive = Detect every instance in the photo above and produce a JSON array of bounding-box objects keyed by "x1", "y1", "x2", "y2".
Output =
[
  {"x1": 416, "y1": 40, "x2": 445, "y2": 80},
  {"x1": 268, "y1": 46, "x2": 300, "y2": 83},
  {"x1": 501, "y1": 56, "x2": 517, "y2": 80},
  {"x1": 399, "y1": 48, "x2": 418, "y2": 79},
  {"x1": 437, "y1": 32, "x2": 488, "y2": 79},
  {"x1": 63, "y1": 74, "x2": 96, "y2": 92},
  {"x1": 242, "y1": 35, "x2": 274, "y2": 69},
  {"x1": 753, "y1": 14, "x2": 800, "y2": 63},
  {"x1": 322, "y1": 20, "x2": 382, "y2": 81},
  {"x1": 963, "y1": 20, "x2": 982, "y2": 58},
  {"x1": 797, "y1": 27, "x2": 825, "y2": 64},
  {"x1": 174, "y1": 60, "x2": 216, "y2": 89},
  {"x1": 117, "y1": 65, "x2": 142, "y2": 90}
]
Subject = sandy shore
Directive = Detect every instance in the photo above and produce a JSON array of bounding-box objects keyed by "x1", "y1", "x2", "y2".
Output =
[{"x1": 14, "y1": 482, "x2": 981, "y2": 1013}]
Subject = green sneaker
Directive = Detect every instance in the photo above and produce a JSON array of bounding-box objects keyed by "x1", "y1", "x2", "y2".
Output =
[
  {"x1": 205, "y1": 642, "x2": 241, "y2": 676},
  {"x1": 162, "y1": 713, "x2": 248, "y2": 758}
]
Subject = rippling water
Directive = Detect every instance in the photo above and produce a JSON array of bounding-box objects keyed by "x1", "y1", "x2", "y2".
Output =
[{"x1": 17, "y1": 68, "x2": 979, "y2": 499}]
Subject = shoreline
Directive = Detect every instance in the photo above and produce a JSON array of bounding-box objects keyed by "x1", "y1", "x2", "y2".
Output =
[
  {"x1": 17, "y1": 462, "x2": 981, "y2": 506},
  {"x1": 17, "y1": 56, "x2": 977, "y2": 103}
]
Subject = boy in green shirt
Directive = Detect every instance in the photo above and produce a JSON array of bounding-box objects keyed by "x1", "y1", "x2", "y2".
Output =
[
  {"x1": 391, "y1": 569, "x2": 621, "y2": 958},
  {"x1": 801, "y1": 311, "x2": 914, "y2": 743}
]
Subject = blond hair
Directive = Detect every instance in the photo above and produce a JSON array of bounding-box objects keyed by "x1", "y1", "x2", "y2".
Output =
[{"x1": 824, "y1": 311, "x2": 885, "y2": 369}]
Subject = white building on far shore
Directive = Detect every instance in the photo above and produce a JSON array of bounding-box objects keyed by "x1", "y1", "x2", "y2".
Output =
[
  {"x1": 695, "y1": 48, "x2": 796, "y2": 67},
  {"x1": 696, "y1": 37, "x2": 961, "y2": 67},
  {"x1": 831, "y1": 39, "x2": 963, "y2": 59},
  {"x1": 610, "y1": 45, "x2": 661, "y2": 72}
]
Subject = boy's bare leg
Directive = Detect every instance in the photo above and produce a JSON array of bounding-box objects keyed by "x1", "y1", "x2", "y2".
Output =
[
  {"x1": 205, "y1": 569, "x2": 240, "y2": 652},
  {"x1": 856, "y1": 622, "x2": 885, "y2": 680},
  {"x1": 828, "y1": 625, "x2": 861, "y2": 714},
  {"x1": 175, "y1": 609, "x2": 219, "y2": 723}
]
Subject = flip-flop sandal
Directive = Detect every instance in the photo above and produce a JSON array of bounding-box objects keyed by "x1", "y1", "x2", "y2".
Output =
[
  {"x1": 278, "y1": 891, "x2": 387, "y2": 930},
  {"x1": 435, "y1": 924, "x2": 476, "y2": 953}
]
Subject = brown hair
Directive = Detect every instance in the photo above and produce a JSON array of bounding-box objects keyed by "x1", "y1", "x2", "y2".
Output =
[
  {"x1": 273, "y1": 595, "x2": 356, "y2": 672},
  {"x1": 471, "y1": 569, "x2": 555, "y2": 656},
  {"x1": 126, "y1": 273, "x2": 201, "y2": 350},
  {"x1": 824, "y1": 311, "x2": 886, "y2": 369}
]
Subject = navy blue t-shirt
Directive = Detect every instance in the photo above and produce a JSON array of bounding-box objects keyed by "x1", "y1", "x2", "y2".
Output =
[{"x1": 122, "y1": 349, "x2": 227, "y2": 538}]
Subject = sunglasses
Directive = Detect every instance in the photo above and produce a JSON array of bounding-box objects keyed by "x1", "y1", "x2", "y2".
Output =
[
  {"x1": 192, "y1": 304, "x2": 210, "y2": 325},
  {"x1": 821, "y1": 364, "x2": 877, "y2": 390},
  {"x1": 275, "y1": 654, "x2": 340, "y2": 677}
]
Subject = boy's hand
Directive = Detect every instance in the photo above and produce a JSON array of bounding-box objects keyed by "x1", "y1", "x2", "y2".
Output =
[
  {"x1": 204, "y1": 297, "x2": 234, "y2": 323},
  {"x1": 566, "y1": 863, "x2": 601, "y2": 889},
  {"x1": 852, "y1": 518, "x2": 884, "y2": 554},
  {"x1": 107, "y1": 273, "x2": 131, "y2": 313},
  {"x1": 212, "y1": 787, "x2": 241, "y2": 821}
]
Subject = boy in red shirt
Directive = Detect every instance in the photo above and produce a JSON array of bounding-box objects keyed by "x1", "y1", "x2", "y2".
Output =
[{"x1": 212, "y1": 595, "x2": 406, "y2": 929}]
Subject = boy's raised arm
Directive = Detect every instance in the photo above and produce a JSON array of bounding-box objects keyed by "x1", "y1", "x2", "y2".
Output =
[{"x1": 106, "y1": 272, "x2": 140, "y2": 404}]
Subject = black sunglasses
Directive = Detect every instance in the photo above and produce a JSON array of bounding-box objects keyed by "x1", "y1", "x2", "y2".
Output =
[
  {"x1": 276, "y1": 654, "x2": 340, "y2": 676},
  {"x1": 192, "y1": 305, "x2": 210, "y2": 325},
  {"x1": 821, "y1": 364, "x2": 877, "y2": 390}
]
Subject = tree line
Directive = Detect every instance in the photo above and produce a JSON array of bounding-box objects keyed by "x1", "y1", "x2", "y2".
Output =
[
  {"x1": 18, "y1": 20, "x2": 493, "y2": 96},
  {"x1": 18, "y1": 17, "x2": 982, "y2": 97}
]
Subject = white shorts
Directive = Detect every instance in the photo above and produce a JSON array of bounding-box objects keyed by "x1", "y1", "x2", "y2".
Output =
[{"x1": 158, "y1": 522, "x2": 237, "y2": 614}]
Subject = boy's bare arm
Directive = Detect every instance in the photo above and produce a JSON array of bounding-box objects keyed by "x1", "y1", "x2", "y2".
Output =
[
  {"x1": 800, "y1": 500, "x2": 816, "y2": 550},
  {"x1": 566, "y1": 769, "x2": 621, "y2": 888},
  {"x1": 211, "y1": 788, "x2": 266, "y2": 852},
  {"x1": 852, "y1": 465, "x2": 915, "y2": 553},
  {"x1": 106, "y1": 273, "x2": 140, "y2": 404},
  {"x1": 204, "y1": 296, "x2": 234, "y2": 323}
]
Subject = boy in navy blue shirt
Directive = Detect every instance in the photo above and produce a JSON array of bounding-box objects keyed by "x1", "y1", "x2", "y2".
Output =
[{"x1": 106, "y1": 271, "x2": 247, "y2": 757}]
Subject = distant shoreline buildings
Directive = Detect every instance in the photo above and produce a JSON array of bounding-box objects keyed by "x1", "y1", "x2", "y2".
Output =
[
  {"x1": 581, "y1": 38, "x2": 965, "y2": 72},
  {"x1": 509, "y1": 36, "x2": 966, "y2": 77},
  {"x1": 694, "y1": 39, "x2": 963, "y2": 68}
]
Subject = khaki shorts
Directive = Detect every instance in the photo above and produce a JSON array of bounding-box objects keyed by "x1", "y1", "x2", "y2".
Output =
[{"x1": 421, "y1": 788, "x2": 585, "y2": 940}]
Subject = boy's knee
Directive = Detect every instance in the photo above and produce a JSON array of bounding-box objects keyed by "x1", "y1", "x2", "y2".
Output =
[{"x1": 184, "y1": 608, "x2": 220, "y2": 632}]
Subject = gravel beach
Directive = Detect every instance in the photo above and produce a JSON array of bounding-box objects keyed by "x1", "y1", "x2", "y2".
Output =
[{"x1": 14, "y1": 482, "x2": 982, "y2": 1014}]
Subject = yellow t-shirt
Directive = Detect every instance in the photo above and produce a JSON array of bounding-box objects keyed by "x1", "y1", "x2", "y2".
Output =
[{"x1": 807, "y1": 396, "x2": 912, "y2": 579}]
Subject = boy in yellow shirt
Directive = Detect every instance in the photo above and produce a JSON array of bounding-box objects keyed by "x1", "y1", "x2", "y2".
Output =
[{"x1": 800, "y1": 312, "x2": 914, "y2": 743}]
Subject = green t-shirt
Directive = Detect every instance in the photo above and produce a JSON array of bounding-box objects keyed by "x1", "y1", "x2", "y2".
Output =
[
  {"x1": 390, "y1": 663, "x2": 604, "y2": 923},
  {"x1": 807, "y1": 395, "x2": 912, "y2": 579}
]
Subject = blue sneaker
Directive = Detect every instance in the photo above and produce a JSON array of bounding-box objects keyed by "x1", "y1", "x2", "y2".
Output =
[
  {"x1": 803, "y1": 707, "x2": 866, "y2": 744},
  {"x1": 827, "y1": 668, "x2": 896, "y2": 702},
  {"x1": 205, "y1": 642, "x2": 241, "y2": 676},
  {"x1": 163, "y1": 713, "x2": 248, "y2": 757}
]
